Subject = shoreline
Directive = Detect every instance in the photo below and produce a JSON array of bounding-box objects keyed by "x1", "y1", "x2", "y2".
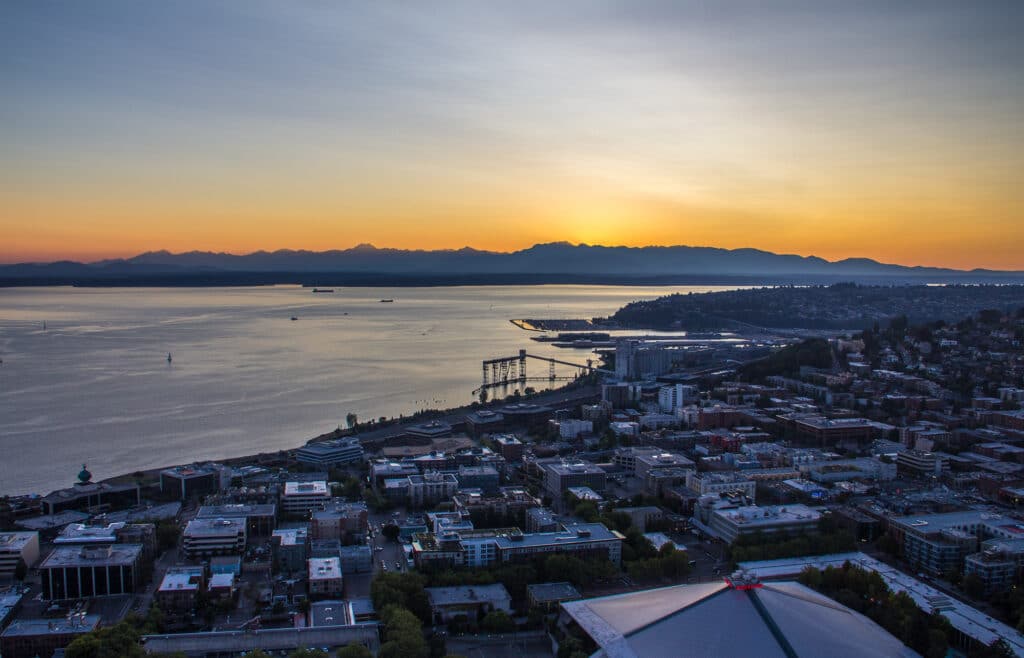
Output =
[{"x1": 11, "y1": 376, "x2": 601, "y2": 503}]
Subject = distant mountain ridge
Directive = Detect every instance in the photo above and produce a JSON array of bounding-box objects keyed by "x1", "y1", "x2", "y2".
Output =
[{"x1": 2, "y1": 242, "x2": 1022, "y2": 284}]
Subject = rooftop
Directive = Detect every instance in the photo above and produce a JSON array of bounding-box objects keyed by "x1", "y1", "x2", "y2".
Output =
[
  {"x1": 547, "y1": 461, "x2": 605, "y2": 476},
  {"x1": 272, "y1": 528, "x2": 308, "y2": 546},
  {"x1": 0, "y1": 532, "x2": 38, "y2": 551},
  {"x1": 159, "y1": 567, "x2": 203, "y2": 593},
  {"x1": 197, "y1": 503, "x2": 277, "y2": 518},
  {"x1": 310, "y1": 600, "x2": 353, "y2": 627},
  {"x1": 298, "y1": 437, "x2": 362, "y2": 454},
  {"x1": 283, "y1": 481, "x2": 329, "y2": 496},
  {"x1": 184, "y1": 518, "x2": 246, "y2": 536},
  {"x1": 425, "y1": 584, "x2": 511, "y2": 607},
  {"x1": 0, "y1": 614, "x2": 101, "y2": 638},
  {"x1": 40, "y1": 543, "x2": 143, "y2": 568},
  {"x1": 713, "y1": 505, "x2": 821, "y2": 527},
  {"x1": 308, "y1": 557, "x2": 342, "y2": 581}
]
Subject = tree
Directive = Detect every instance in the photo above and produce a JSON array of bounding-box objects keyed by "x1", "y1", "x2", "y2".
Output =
[
  {"x1": 382, "y1": 523, "x2": 401, "y2": 542},
  {"x1": 156, "y1": 521, "x2": 181, "y2": 552},
  {"x1": 346, "y1": 412, "x2": 358, "y2": 428},
  {"x1": 480, "y1": 609, "x2": 516, "y2": 633},
  {"x1": 289, "y1": 649, "x2": 329, "y2": 658},
  {"x1": 65, "y1": 621, "x2": 145, "y2": 658},
  {"x1": 335, "y1": 644, "x2": 373, "y2": 658},
  {"x1": 962, "y1": 573, "x2": 985, "y2": 600}
]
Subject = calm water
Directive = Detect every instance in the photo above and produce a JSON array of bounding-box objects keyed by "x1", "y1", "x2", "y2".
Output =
[{"x1": 0, "y1": 284, "x2": 737, "y2": 496}]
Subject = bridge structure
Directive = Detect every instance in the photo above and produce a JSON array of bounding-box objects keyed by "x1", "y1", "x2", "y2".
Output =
[{"x1": 476, "y1": 349, "x2": 614, "y2": 394}]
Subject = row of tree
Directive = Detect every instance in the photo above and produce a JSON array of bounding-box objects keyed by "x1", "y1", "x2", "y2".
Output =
[{"x1": 798, "y1": 563, "x2": 1013, "y2": 658}]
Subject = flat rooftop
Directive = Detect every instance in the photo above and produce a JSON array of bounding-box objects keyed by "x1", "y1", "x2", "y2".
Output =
[
  {"x1": 283, "y1": 481, "x2": 328, "y2": 496},
  {"x1": 425, "y1": 584, "x2": 510, "y2": 607},
  {"x1": 16, "y1": 511, "x2": 90, "y2": 531},
  {"x1": 54, "y1": 522, "x2": 124, "y2": 544},
  {"x1": 272, "y1": 528, "x2": 308, "y2": 546},
  {"x1": 310, "y1": 600, "x2": 352, "y2": 627},
  {"x1": 159, "y1": 568, "x2": 203, "y2": 593},
  {"x1": 547, "y1": 461, "x2": 605, "y2": 476},
  {"x1": 0, "y1": 532, "x2": 38, "y2": 551},
  {"x1": 197, "y1": 504, "x2": 276, "y2": 518},
  {"x1": 40, "y1": 543, "x2": 143, "y2": 568},
  {"x1": 1, "y1": 614, "x2": 100, "y2": 638},
  {"x1": 713, "y1": 505, "x2": 821, "y2": 527},
  {"x1": 309, "y1": 557, "x2": 342, "y2": 580},
  {"x1": 185, "y1": 518, "x2": 246, "y2": 536},
  {"x1": 890, "y1": 510, "x2": 1005, "y2": 533},
  {"x1": 527, "y1": 582, "x2": 580, "y2": 603}
]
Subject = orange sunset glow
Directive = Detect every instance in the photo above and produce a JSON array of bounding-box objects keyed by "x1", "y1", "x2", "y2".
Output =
[{"x1": 2, "y1": 2, "x2": 1023, "y2": 270}]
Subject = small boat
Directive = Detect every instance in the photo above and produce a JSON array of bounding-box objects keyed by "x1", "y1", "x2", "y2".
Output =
[
  {"x1": 291, "y1": 316, "x2": 298, "y2": 321},
  {"x1": 312, "y1": 288, "x2": 334, "y2": 293},
  {"x1": 167, "y1": 353, "x2": 172, "y2": 363},
  {"x1": 379, "y1": 299, "x2": 394, "y2": 303}
]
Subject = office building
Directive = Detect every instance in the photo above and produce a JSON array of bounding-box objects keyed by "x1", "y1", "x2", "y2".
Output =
[
  {"x1": 406, "y1": 473, "x2": 459, "y2": 509},
  {"x1": 160, "y1": 464, "x2": 225, "y2": 501},
  {"x1": 707, "y1": 505, "x2": 821, "y2": 544},
  {"x1": 197, "y1": 504, "x2": 277, "y2": 537},
  {"x1": 965, "y1": 538, "x2": 1024, "y2": 595},
  {"x1": 614, "y1": 447, "x2": 695, "y2": 479},
  {"x1": 543, "y1": 461, "x2": 606, "y2": 498},
  {"x1": 296, "y1": 437, "x2": 364, "y2": 467},
  {"x1": 658, "y1": 384, "x2": 699, "y2": 413},
  {"x1": 456, "y1": 465, "x2": 500, "y2": 495},
  {"x1": 412, "y1": 523, "x2": 624, "y2": 569},
  {"x1": 271, "y1": 527, "x2": 309, "y2": 573},
  {"x1": 40, "y1": 544, "x2": 144, "y2": 599},
  {"x1": 310, "y1": 501, "x2": 368, "y2": 542},
  {"x1": 338, "y1": 545, "x2": 373, "y2": 574},
  {"x1": 685, "y1": 472, "x2": 756, "y2": 501},
  {"x1": 896, "y1": 450, "x2": 950, "y2": 478},
  {"x1": 464, "y1": 410, "x2": 505, "y2": 437},
  {"x1": 0, "y1": 532, "x2": 39, "y2": 577},
  {"x1": 280, "y1": 481, "x2": 331, "y2": 516},
  {"x1": 493, "y1": 434, "x2": 524, "y2": 461},
  {"x1": 183, "y1": 518, "x2": 246, "y2": 559}
]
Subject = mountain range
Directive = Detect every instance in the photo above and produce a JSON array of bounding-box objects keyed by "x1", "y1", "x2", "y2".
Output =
[{"x1": 3, "y1": 243, "x2": 1023, "y2": 285}]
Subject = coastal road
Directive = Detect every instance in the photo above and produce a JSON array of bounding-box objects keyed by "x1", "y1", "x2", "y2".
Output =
[{"x1": 351, "y1": 384, "x2": 600, "y2": 441}]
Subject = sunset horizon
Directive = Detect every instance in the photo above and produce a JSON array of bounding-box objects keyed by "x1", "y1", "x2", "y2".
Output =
[
  {"x1": 4, "y1": 237, "x2": 1024, "y2": 272},
  {"x1": 4, "y1": 2, "x2": 1023, "y2": 271}
]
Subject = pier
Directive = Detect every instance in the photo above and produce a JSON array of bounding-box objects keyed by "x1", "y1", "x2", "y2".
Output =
[{"x1": 476, "y1": 349, "x2": 613, "y2": 394}]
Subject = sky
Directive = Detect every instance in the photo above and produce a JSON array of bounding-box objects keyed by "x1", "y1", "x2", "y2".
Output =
[{"x1": 2, "y1": 1, "x2": 1023, "y2": 269}]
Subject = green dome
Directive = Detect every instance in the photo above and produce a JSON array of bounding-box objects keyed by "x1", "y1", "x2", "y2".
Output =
[{"x1": 77, "y1": 463, "x2": 92, "y2": 483}]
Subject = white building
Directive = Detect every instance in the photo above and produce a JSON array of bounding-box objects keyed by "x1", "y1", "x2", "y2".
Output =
[
  {"x1": 658, "y1": 384, "x2": 699, "y2": 413},
  {"x1": 281, "y1": 481, "x2": 331, "y2": 516},
  {"x1": 308, "y1": 557, "x2": 343, "y2": 599},
  {"x1": 0, "y1": 532, "x2": 39, "y2": 577},
  {"x1": 686, "y1": 472, "x2": 756, "y2": 501},
  {"x1": 555, "y1": 419, "x2": 593, "y2": 439},
  {"x1": 407, "y1": 472, "x2": 460, "y2": 509}
]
